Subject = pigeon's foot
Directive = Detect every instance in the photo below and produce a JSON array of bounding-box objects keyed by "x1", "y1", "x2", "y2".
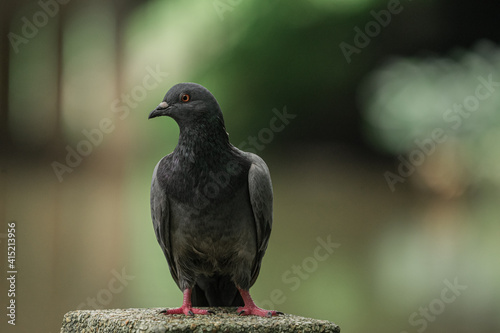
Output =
[
  {"x1": 160, "y1": 288, "x2": 214, "y2": 316},
  {"x1": 237, "y1": 288, "x2": 283, "y2": 318},
  {"x1": 160, "y1": 307, "x2": 213, "y2": 316},
  {"x1": 237, "y1": 305, "x2": 283, "y2": 318}
]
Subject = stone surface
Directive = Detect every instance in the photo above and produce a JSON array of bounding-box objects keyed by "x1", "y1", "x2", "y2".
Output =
[{"x1": 60, "y1": 307, "x2": 340, "y2": 333}]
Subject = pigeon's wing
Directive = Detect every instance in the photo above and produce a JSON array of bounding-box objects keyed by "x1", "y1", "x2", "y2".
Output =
[
  {"x1": 245, "y1": 152, "x2": 273, "y2": 286},
  {"x1": 150, "y1": 159, "x2": 179, "y2": 286}
]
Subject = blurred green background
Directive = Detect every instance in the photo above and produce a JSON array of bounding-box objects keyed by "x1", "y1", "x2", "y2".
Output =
[{"x1": 1, "y1": 0, "x2": 500, "y2": 332}]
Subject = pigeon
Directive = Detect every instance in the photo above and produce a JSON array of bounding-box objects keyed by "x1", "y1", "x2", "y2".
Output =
[{"x1": 148, "y1": 82, "x2": 281, "y2": 317}]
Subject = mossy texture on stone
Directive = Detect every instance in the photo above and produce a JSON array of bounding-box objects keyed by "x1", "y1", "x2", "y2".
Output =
[{"x1": 60, "y1": 307, "x2": 340, "y2": 333}]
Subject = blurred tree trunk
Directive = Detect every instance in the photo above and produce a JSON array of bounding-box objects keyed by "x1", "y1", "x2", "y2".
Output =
[{"x1": 0, "y1": 1, "x2": 13, "y2": 156}]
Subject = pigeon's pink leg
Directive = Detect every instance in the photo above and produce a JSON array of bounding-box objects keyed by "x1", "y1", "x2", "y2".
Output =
[
  {"x1": 160, "y1": 289, "x2": 213, "y2": 316},
  {"x1": 237, "y1": 289, "x2": 283, "y2": 317}
]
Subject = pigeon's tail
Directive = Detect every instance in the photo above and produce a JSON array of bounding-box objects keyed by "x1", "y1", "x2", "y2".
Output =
[{"x1": 191, "y1": 275, "x2": 244, "y2": 307}]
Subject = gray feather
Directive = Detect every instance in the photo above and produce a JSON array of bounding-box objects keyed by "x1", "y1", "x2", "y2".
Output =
[
  {"x1": 151, "y1": 158, "x2": 179, "y2": 286},
  {"x1": 244, "y1": 152, "x2": 273, "y2": 286}
]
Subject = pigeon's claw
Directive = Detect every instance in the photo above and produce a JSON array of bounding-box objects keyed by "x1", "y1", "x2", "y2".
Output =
[
  {"x1": 160, "y1": 289, "x2": 213, "y2": 316},
  {"x1": 236, "y1": 288, "x2": 282, "y2": 317},
  {"x1": 237, "y1": 306, "x2": 282, "y2": 318},
  {"x1": 160, "y1": 306, "x2": 211, "y2": 316}
]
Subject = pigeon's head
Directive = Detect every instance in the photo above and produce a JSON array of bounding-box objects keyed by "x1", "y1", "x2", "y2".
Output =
[{"x1": 148, "y1": 83, "x2": 224, "y2": 127}]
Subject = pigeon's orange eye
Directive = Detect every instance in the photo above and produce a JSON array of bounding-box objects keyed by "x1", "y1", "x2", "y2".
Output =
[{"x1": 180, "y1": 94, "x2": 190, "y2": 102}]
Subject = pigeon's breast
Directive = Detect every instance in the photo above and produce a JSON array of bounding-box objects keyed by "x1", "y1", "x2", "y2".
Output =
[
  {"x1": 159, "y1": 151, "x2": 251, "y2": 208},
  {"x1": 168, "y1": 182, "x2": 257, "y2": 275}
]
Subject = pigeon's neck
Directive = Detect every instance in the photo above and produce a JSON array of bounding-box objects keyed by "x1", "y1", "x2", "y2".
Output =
[
  {"x1": 161, "y1": 121, "x2": 251, "y2": 207},
  {"x1": 174, "y1": 121, "x2": 232, "y2": 164}
]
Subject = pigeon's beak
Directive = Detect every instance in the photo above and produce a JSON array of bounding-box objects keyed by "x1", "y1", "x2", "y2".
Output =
[{"x1": 148, "y1": 101, "x2": 169, "y2": 119}]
